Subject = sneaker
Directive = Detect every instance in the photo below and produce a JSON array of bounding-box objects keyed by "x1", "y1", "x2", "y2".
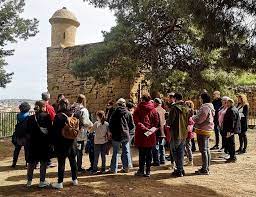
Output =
[
  {"x1": 52, "y1": 182, "x2": 63, "y2": 189},
  {"x1": 195, "y1": 169, "x2": 210, "y2": 175},
  {"x1": 134, "y1": 170, "x2": 145, "y2": 177},
  {"x1": 26, "y1": 181, "x2": 32, "y2": 187},
  {"x1": 185, "y1": 160, "x2": 193, "y2": 166},
  {"x1": 72, "y1": 179, "x2": 78, "y2": 186},
  {"x1": 78, "y1": 168, "x2": 86, "y2": 173},
  {"x1": 144, "y1": 172, "x2": 151, "y2": 177},
  {"x1": 171, "y1": 170, "x2": 185, "y2": 177},
  {"x1": 119, "y1": 168, "x2": 129, "y2": 173},
  {"x1": 242, "y1": 149, "x2": 247, "y2": 153},
  {"x1": 210, "y1": 145, "x2": 219, "y2": 150},
  {"x1": 106, "y1": 170, "x2": 117, "y2": 174},
  {"x1": 86, "y1": 167, "x2": 93, "y2": 172},
  {"x1": 225, "y1": 158, "x2": 237, "y2": 163},
  {"x1": 38, "y1": 181, "x2": 50, "y2": 188},
  {"x1": 90, "y1": 170, "x2": 98, "y2": 175}
]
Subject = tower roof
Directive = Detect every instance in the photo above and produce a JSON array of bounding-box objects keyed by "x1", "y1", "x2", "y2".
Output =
[{"x1": 49, "y1": 7, "x2": 80, "y2": 27}]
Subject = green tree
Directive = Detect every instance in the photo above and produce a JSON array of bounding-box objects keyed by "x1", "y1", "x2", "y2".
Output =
[
  {"x1": 72, "y1": 0, "x2": 256, "y2": 94},
  {"x1": 0, "y1": 0, "x2": 39, "y2": 88}
]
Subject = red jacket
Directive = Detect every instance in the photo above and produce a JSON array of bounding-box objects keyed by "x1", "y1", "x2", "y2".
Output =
[
  {"x1": 134, "y1": 101, "x2": 160, "y2": 148},
  {"x1": 45, "y1": 101, "x2": 56, "y2": 122}
]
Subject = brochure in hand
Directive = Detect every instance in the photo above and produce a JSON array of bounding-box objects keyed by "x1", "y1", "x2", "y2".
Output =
[{"x1": 144, "y1": 127, "x2": 158, "y2": 137}]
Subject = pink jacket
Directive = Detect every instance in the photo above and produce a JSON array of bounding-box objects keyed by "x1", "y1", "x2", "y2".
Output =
[
  {"x1": 192, "y1": 103, "x2": 215, "y2": 131},
  {"x1": 187, "y1": 117, "x2": 195, "y2": 139}
]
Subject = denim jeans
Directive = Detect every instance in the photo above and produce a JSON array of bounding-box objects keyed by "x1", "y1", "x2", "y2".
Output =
[
  {"x1": 110, "y1": 140, "x2": 131, "y2": 173},
  {"x1": 138, "y1": 147, "x2": 152, "y2": 174},
  {"x1": 27, "y1": 161, "x2": 47, "y2": 182},
  {"x1": 197, "y1": 134, "x2": 211, "y2": 171},
  {"x1": 185, "y1": 139, "x2": 193, "y2": 162},
  {"x1": 152, "y1": 138, "x2": 166, "y2": 164},
  {"x1": 93, "y1": 143, "x2": 107, "y2": 171},
  {"x1": 170, "y1": 139, "x2": 185, "y2": 173},
  {"x1": 76, "y1": 141, "x2": 85, "y2": 170}
]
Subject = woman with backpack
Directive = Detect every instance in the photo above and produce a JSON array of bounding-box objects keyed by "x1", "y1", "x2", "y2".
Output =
[
  {"x1": 11, "y1": 102, "x2": 31, "y2": 168},
  {"x1": 71, "y1": 94, "x2": 93, "y2": 173},
  {"x1": 192, "y1": 93, "x2": 215, "y2": 175},
  {"x1": 51, "y1": 99, "x2": 78, "y2": 189},
  {"x1": 26, "y1": 101, "x2": 52, "y2": 188}
]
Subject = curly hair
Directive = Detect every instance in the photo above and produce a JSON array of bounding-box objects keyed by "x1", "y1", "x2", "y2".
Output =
[{"x1": 19, "y1": 102, "x2": 31, "y2": 113}]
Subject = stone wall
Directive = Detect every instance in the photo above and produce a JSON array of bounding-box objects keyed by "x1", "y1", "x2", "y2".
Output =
[{"x1": 47, "y1": 43, "x2": 143, "y2": 113}]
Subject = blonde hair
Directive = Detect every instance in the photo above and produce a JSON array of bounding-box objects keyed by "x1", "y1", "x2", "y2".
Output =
[
  {"x1": 185, "y1": 100, "x2": 195, "y2": 110},
  {"x1": 237, "y1": 94, "x2": 249, "y2": 107},
  {"x1": 77, "y1": 94, "x2": 86, "y2": 107}
]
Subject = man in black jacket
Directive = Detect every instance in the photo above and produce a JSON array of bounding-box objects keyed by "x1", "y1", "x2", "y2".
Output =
[
  {"x1": 222, "y1": 98, "x2": 240, "y2": 163},
  {"x1": 211, "y1": 91, "x2": 222, "y2": 150},
  {"x1": 109, "y1": 98, "x2": 135, "y2": 173}
]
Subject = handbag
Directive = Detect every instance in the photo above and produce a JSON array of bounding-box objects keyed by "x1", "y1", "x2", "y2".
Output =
[{"x1": 34, "y1": 115, "x2": 48, "y2": 135}]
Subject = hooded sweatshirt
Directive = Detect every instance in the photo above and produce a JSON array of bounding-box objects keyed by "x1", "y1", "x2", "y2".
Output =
[
  {"x1": 192, "y1": 103, "x2": 215, "y2": 136},
  {"x1": 134, "y1": 101, "x2": 160, "y2": 148},
  {"x1": 109, "y1": 106, "x2": 135, "y2": 142},
  {"x1": 168, "y1": 101, "x2": 190, "y2": 141}
]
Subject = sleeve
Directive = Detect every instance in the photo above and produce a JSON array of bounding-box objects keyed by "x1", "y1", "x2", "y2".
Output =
[
  {"x1": 167, "y1": 107, "x2": 176, "y2": 126},
  {"x1": 128, "y1": 113, "x2": 135, "y2": 136},
  {"x1": 47, "y1": 105, "x2": 56, "y2": 122},
  {"x1": 192, "y1": 106, "x2": 209, "y2": 124},
  {"x1": 243, "y1": 105, "x2": 249, "y2": 118},
  {"x1": 151, "y1": 110, "x2": 160, "y2": 128}
]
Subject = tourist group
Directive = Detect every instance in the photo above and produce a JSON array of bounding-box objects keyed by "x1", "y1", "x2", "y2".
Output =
[{"x1": 11, "y1": 90, "x2": 249, "y2": 189}]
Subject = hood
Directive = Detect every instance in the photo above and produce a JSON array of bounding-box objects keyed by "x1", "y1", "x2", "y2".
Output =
[
  {"x1": 138, "y1": 101, "x2": 155, "y2": 112},
  {"x1": 202, "y1": 103, "x2": 215, "y2": 110},
  {"x1": 115, "y1": 106, "x2": 128, "y2": 115},
  {"x1": 173, "y1": 101, "x2": 186, "y2": 112}
]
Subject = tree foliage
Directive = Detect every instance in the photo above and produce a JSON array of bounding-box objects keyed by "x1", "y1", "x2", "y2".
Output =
[
  {"x1": 0, "y1": 0, "x2": 39, "y2": 88},
  {"x1": 73, "y1": 0, "x2": 256, "y2": 94}
]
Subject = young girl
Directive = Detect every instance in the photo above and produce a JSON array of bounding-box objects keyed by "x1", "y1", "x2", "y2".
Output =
[
  {"x1": 90, "y1": 111, "x2": 109, "y2": 174},
  {"x1": 185, "y1": 100, "x2": 195, "y2": 166}
]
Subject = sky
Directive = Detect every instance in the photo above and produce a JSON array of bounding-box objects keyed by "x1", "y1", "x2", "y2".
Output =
[{"x1": 0, "y1": 0, "x2": 116, "y2": 100}]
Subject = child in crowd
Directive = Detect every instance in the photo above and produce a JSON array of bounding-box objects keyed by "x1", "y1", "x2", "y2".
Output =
[
  {"x1": 185, "y1": 100, "x2": 195, "y2": 166},
  {"x1": 90, "y1": 111, "x2": 109, "y2": 174}
]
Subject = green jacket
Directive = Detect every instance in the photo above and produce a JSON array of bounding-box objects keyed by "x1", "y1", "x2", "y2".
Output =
[{"x1": 168, "y1": 101, "x2": 190, "y2": 141}]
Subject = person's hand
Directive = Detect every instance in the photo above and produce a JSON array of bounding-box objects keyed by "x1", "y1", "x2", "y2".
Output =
[{"x1": 226, "y1": 132, "x2": 234, "y2": 138}]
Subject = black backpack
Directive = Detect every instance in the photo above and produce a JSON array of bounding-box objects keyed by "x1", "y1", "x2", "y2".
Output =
[{"x1": 14, "y1": 117, "x2": 29, "y2": 138}]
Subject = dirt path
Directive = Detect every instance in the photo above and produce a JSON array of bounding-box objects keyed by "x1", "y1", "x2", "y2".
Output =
[{"x1": 0, "y1": 131, "x2": 256, "y2": 197}]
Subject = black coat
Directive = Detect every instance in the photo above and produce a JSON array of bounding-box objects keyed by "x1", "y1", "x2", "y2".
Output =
[
  {"x1": 51, "y1": 112, "x2": 76, "y2": 157},
  {"x1": 222, "y1": 106, "x2": 240, "y2": 136},
  {"x1": 27, "y1": 112, "x2": 52, "y2": 162},
  {"x1": 109, "y1": 106, "x2": 135, "y2": 142},
  {"x1": 237, "y1": 104, "x2": 249, "y2": 133},
  {"x1": 212, "y1": 98, "x2": 222, "y2": 124}
]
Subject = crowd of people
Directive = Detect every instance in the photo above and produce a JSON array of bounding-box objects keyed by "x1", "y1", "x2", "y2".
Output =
[{"x1": 10, "y1": 90, "x2": 249, "y2": 189}]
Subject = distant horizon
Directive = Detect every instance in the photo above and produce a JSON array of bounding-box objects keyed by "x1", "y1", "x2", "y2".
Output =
[{"x1": 0, "y1": 0, "x2": 116, "y2": 100}]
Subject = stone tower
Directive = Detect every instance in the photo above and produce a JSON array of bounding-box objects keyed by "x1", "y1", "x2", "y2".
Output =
[
  {"x1": 49, "y1": 7, "x2": 80, "y2": 48},
  {"x1": 47, "y1": 8, "x2": 145, "y2": 114}
]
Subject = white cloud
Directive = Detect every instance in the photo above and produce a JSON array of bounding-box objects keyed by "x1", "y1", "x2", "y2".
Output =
[{"x1": 0, "y1": 0, "x2": 116, "y2": 99}]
